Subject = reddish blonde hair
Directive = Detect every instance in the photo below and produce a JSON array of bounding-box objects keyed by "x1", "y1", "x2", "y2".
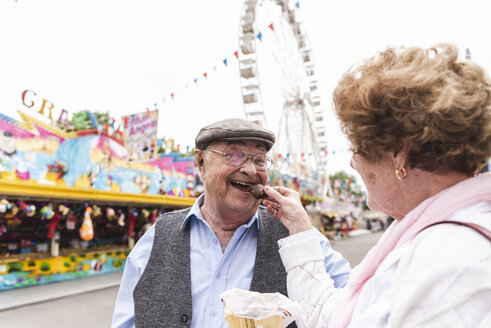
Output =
[{"x1": 334, "y1": 43, "x2": 491, "y2": 175}]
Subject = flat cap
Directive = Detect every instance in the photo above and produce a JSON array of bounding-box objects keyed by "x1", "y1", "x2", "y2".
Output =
[{"x1": 195, "y1": 118, "x2": 275, "y2": 151}]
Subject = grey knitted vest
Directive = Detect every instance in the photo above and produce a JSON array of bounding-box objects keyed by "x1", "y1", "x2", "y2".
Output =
[{"x1": 133, "y1": 206, "x2": 297, "y2": 328}]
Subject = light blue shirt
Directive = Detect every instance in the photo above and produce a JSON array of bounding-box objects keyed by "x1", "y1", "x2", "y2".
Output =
[{"x1": 111, "y1": 194, "x2": 350, "y2": 328}]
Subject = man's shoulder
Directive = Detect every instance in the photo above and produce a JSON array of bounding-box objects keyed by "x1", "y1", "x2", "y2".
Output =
[
  {"x1": 156, "y1": 208, "x2": 191, "y2": 222},
  {"x1": 153, "y1": 208, "x2": 192, "y2": 231}
]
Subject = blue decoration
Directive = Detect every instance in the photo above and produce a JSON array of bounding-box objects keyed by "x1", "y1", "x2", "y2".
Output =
[{"x1": 86, "y1": 111, "x2": 98, "y2": 128}]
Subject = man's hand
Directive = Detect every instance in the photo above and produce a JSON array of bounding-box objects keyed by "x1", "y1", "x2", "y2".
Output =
[{"x1": 262, "y1": 185, "x2": 312, "y2": 235}]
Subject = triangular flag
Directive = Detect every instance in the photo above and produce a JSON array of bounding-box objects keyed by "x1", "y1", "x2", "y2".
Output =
[
  {"x1": 171, "y1": 93, "x2": 174, "y2": 100},
  {"x1": 234, "y1": 51, "x2": 239, "y2": 60},
  {"x1": 256, "y1": 32, "x2": 262, "y2": 41},
  {"x1": 213, "y1": 65, "x2": 217, "y2": 72},
  {"x1": 203, "y1": 72, "x2": 207, "y2": 79},
  {"x1": 194, "y1": 78, "x2": 198, "y2": 84},
  {"x1": 223, "y1": 58, "x2": 228, "y2": 66},
  {"x1": 295, "y1": 1, "x2": 300, "y2": 8},
  {"x1": 268, "y1": 23, "x2": 274, "y2": 31}
]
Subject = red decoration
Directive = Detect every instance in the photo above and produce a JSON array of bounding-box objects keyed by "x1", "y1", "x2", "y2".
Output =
[
  {"x1": 152, "y1": 209, "x2": 158, "y2": 224},
  {"x1": 268, "y1": 23, "x2": 274, "y2": 31},
  {"x1": 203, "y1": 72, "x2": 207, "y2": 79},
  {"x1": 171, "y1": 93, "x2": 174, "y2": 100},
  {"x1": 234, "y1": 51, "x2": 239, "y2": 60},
  {"x1": 128, "y1": 212, "x2": 137, "y2": 237},
  {"x1": 47, "y1": 214, "x2": 62, "y2": 239}
]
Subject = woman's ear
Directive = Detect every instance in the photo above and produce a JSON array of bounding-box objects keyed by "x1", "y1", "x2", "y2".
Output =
[{"x1": 393, "y1": 142, "x2": 410, "y2": 169}]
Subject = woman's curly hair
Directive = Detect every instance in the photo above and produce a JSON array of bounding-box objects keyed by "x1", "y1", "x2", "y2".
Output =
[{"x1": 333, "y1": 43, "x2": 491, "y2": 175}]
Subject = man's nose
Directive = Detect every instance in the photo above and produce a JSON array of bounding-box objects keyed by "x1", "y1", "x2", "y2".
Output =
[{"x1": 240, "y1": 157, "x2": 257, "y2": 174}]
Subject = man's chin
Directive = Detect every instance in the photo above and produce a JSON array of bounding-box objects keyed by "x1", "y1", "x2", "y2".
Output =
[{"x1": 228, "y1": 199, "x2": 260, "y2": 213}]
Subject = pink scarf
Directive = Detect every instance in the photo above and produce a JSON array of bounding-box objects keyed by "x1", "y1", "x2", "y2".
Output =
[{"x1": 333, "y1": 172, "x2": 491, "y2": 328}]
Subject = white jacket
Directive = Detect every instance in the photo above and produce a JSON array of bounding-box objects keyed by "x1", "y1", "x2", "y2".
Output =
[{"x1": 278, "y1": 202, "x2": 491, "y2": 327}]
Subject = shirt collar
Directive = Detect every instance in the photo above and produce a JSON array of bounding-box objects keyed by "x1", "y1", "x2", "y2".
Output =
[{"x1": 180, "y1": 193, "x2": 260, "y2": 230}]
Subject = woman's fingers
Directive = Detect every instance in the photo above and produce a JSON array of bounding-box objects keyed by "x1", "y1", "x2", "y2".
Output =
[{"x1": 263, "y1": 185, "x2": 312, "y2": 235}]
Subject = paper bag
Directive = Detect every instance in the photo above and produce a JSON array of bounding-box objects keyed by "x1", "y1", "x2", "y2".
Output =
[{"x1": 220, "y1": 288, "x2": 302, "y2": 328}]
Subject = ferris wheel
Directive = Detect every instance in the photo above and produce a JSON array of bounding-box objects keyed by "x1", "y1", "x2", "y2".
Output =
[{"x1": 238, "y1": 0, "x2": 328, "y2": 189}]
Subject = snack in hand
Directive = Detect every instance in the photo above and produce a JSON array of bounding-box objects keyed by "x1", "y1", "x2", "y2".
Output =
[{"x1": 249, "y1": 184, "x2": 268, "y2": 199}]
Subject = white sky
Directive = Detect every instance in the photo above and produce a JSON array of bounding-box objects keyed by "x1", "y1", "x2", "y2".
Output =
[{"x1": 1, "y1": 0, "x2": 490, "y2": 184}]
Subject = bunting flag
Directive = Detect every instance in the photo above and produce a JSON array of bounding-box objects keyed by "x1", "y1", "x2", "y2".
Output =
[
  {"x1": 156, "y1": 13, "x2": 304, "y2": 106},
  {"x1": 295, "y1": 1, "x2": 300, "y2": 8}
]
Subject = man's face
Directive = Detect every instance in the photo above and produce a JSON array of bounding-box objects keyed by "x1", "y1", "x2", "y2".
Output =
[{"x1": 195, "y1": 140, "x2": 269, "y2": 216}]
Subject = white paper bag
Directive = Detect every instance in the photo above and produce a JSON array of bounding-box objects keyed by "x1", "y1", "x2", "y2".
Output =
[{"x1": 220, "y1": 288, "x2": 302, "y2": 328}]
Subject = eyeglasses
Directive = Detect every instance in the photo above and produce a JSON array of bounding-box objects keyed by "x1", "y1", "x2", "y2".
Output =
[{"x1": 205, "y1": 148, "x2": 272, "y2": 170}]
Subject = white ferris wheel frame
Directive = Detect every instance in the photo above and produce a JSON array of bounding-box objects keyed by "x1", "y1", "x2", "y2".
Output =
[{"x1": 238, "y1": 0, "x2": 329, "y2": 187}]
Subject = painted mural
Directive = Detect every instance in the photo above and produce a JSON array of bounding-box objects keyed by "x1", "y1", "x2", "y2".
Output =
[
  {"x1": 0, "y1": 249, "x2": 128, "y2": 291},
  {"x1": 0, "y1": 111, "x2": 197, "y2": 197}
]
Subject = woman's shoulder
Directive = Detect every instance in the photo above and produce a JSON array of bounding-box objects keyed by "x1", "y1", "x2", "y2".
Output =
[
  {"x1": 389, "y1": 211, "x2": 491, "y2": 326},
  {"x1": 411, "y1": 212, "x2": 491, "y2": 263}
]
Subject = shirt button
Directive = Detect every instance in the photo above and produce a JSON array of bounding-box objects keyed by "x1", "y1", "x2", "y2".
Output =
[
  {"x1": 180, "y1": 314, "x2": 189, "y2": 323},
  {"x1": 216, "y1": 272, "x2": 221, "y2": 279},
  {"x1": 211, "y1": 311, "x2": 216, "y2": 317}
]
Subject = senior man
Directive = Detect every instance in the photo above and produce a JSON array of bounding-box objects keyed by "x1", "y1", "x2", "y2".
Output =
[{"x1": 112, "y1": 118, "x2": 350, "y2": 328}]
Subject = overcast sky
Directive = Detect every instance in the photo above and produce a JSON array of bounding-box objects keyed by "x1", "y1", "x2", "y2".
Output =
[{"x1": 1, "y1": 0, "x2": 490, "y2": 182}]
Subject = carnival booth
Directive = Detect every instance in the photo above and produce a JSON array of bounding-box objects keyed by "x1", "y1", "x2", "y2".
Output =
[
  {"x1": 0, "y1": 90, "x2": 329, "y2": 290},
  {"x1": 0, "y1": 108, "x2": 196, "y2": 291}
]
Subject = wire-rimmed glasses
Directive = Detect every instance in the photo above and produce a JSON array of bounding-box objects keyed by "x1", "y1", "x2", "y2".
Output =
[{"x1": 205, "y1": 148, "x2": 272, "y2": 171}]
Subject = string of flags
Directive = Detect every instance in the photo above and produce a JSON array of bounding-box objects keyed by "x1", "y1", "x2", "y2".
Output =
[
  {"x1": 274, "y1": 149, "x2": 350, "y2": 161},
  {"x1": 160, "y1": 1, "x2": 301, "y2": 106}
]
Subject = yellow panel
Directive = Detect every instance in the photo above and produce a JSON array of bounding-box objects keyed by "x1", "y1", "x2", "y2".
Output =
[{"x1": 0, "y1": 180, "x2": 195, "y2": 208}]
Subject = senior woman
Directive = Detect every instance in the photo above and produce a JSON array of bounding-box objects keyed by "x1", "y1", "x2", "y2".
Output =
[{"x1": 262, "y1": 43, "x2": 491, "y2": 327}]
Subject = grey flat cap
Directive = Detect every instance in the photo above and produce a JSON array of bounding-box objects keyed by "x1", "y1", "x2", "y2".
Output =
[{"x1": 195, "y1": 118, "x2": 275, "y2": 151}]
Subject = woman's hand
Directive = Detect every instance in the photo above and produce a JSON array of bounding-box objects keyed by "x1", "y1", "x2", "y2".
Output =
[{"x1": 262, "y1": 185, "x2": 312, "y2": 235}]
